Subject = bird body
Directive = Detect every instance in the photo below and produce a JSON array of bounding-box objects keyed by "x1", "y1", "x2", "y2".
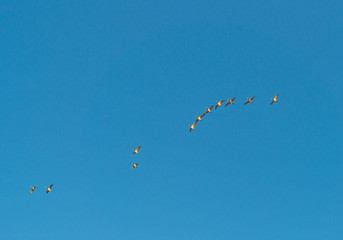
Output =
[
  {"x1": 133, "y1": 146, "x2": 141, "y2": 154},
  {"x1": 215, "y1": 100, "x2": 225, "y2": 109},
  {"x1": 46, "y1": 184, "x2": 53, "y2": 194},
  {"x1": 204, "y1": 105, "x2": 214, "y2": 115},
  {"x1": 195, "y1": 114, "x2": 204, "y2": 124},
  {"x1": 244, "y1": 97, "x2": 255, "y2": 105},
  {"x1": 132, "y1": 163, "x2": 138, "y2": 170},
  {"x1": 29, "y1": 186, "x2": 36, "y2": 194},
  {"x1": 225, "y1": 97, "x2": 236, "y2": 106},
  {"x1": 189, "y1": 123, "x2": 197, "y2": 132},
  {"x1": 271, "y1": 94, "x2": 279, "y2": 105}
]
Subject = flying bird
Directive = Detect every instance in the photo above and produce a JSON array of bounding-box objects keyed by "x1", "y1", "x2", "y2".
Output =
[
  {"x1": 271, "y1": 94, "x2": 279, "y2": 105},
  {"x1": 46, "y1": 184, "x2": 53, "y2": 194},
  {"x1": 225, "y1": 97, "x2": 236, "y2": 106},
  {"x1": 189, "y1": 122, "x2": 197, "y2": 132},
  {"x1": 29, "y1": 186, "x2": 36, "y2": 194},
  {"x1": 204, "y1": 105, "x2": 214, "y2": 115},
  {"x1": 215, "y1": 100, "x2": 225, "y2": 109},
  {"x1": 195, "y1": 114, "x2": 205, "y2": 124},
  {"x1": 132, "y1": 163, "x2": 138, "y2": 170},
  {"x1": 133, "y1": 146, "x2": 141, "y2": 154},
  {"x1": 244, "y1": 97, "x2": 255, "y2": 105}
]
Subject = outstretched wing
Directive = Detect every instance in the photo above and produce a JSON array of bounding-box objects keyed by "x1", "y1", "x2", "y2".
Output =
[
  {"x1": 231, "y1": 97, "x2": 236, "y2": 102},
  {"x1": 271, "y1": 100, "x2": 275, "y2": 105},
  {"x1": 49, "y1": 184, "x2": 53, "y2": 189},
  {"x1": 250, "y1": 96, "x2": 255, "y2": 101},
  {"x1": 244, "y1": 100, "x2": 249, "y2": 105},
  {"x1": 225, "y1": 102, "x2": 230, "y2": 107},
  {"x1": 209, "y1": 106, "x2": 214, "y2": 111}
]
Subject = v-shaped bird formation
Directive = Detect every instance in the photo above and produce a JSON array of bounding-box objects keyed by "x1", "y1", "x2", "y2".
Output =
[{"x1": 189, "y1": 94, "x2": 279, "y2": 133}]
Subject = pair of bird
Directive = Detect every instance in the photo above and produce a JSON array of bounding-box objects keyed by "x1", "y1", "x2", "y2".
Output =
[
  {"x1": 131, "y1": 146, "x2": 141, "y2": 170},
  {"x1": 29, "y1": 184, "x2": 53, "y2": 194},
  {"x1": 244, "y1": 94, "x2": 279, "y2": 105},
  {"x1": 189, "y1": 97, "x2": 236, "y2": 132},
  {"x1": 216, "y1": 96, "x2": 254, "y2": 107}
]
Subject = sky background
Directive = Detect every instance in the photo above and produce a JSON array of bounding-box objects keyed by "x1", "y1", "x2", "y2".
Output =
[{"x1": 0, "y1": 0, "x2": 342, "y2": 239}]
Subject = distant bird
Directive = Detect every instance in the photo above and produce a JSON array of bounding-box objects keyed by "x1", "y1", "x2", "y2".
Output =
[
  {"x1": 133, "y1": 146, "x2": 141, "y2": 154},
  {"x1": 195, "y1": 114, "x2": 205, "y2": 124},
  {"x1": 244, "y1": 96, "x2": 255, "y2": 105},
  {"x1": 46, "y1": 184, "x2": 53, "y2": 194},
  {"x1": 29, "y1": 186, "x2": 36, "y2": 194},
  {"x1": 189, "y1": 122, "x2": 197, "y2": 132},
  {"x1": 132, "y1": 163, "x2": 138, "y2": 170},
  {"x1": 225, "y1": 97, "x2": 236, "y2": 106},
  {"x1": 215, "y1": 100, "x2": 225, "y2": 109},
  {"x1": 204, "y1": 105, "x2": 214, "y2": 115},
  {"x1": 271, "y1": 94, "x2": 279, "y2": 105}
]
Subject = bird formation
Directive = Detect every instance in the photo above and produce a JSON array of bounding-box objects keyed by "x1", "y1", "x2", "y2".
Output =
[
  {"x1": 189, "y1": 94, "x2": 279, "y2": 132},
  {"x1": 28, "y1": 94, "x2": 279, "y2": 190},
  {"x1": 131, "y1": 146, "x2": 141, "y2": 170},
  {"x1": 29, "y1": 184, "x2": 53, "y2": 194}
]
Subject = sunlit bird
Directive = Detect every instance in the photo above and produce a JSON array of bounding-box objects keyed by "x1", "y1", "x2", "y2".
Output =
[
  {"x1": 271, "y1": 94, "x2": 279, "y2": 105},
  {"x1": 132, "y1": 163, "x2": 138, "y2": 170},
  {"x1": 195, "y1": 114, "x2": 205, "y2": 124},
  {"x1": 215, "y1": 100, "x2": 225, "y2": 109},
  {"x1": 225, "y1": 97, "x2": 236, "y2": 106},
  {"x1": 133, "y1": 146, "x2": 141, "y2": 154},
  {"x1": 29, "y1": 186, "x2": 36, "y2": 194},
  {"x1": 46, "y1": 184, "x2": 53, "y2": 194},
  {"x1": 244, "y1": 96, "x2": 255, "y2": 105},
  {"x1": 189, "y1": 122, "x2": 197, "y2": 132},
  {"x1": 204, "y1": 105, "x2": 214, "y2": 115}
]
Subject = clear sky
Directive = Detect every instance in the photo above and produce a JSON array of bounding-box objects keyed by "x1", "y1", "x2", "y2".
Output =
[{"x1": 1, "y1": 1, "x2": 342, "y2": 239}]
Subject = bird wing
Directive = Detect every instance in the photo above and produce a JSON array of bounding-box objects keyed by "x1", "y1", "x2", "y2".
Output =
[
  {"x1": 244, "y1": 100, "x2": 249, "y2": 105},
  {"x1": 271, "y1": 100, "x2": 274, "y2": 105},
  {"x1": 225, "y1": 102, "x2": 230, "y2": 106},
  {"x1": 231, "y1": 97, "x2": 236, "y2": 101},
  {"x1": 251, "y1": 96, "x2": 255, "y2": 100},
  {"x1": 209, "y1": 106, "x2": 214, "y2": 110},
  {"x1": 137, "y1": 146, "x2": 141, "y2": 151}
]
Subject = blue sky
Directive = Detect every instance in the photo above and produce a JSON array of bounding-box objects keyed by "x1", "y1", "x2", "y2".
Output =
[{"x1": 0, "y1": 0, "x2": 342, "y2": 239}]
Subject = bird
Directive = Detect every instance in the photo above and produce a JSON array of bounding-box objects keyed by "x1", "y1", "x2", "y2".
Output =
[
  {"x1": 244, "y1": 96, "x2": 255, "y2": 105},
  {"x1": 195, "y1": 114, "x2": 205, "y2": 124},
  {"x1": 271, "y1": 94, "x2": 279, "y2": 105},
  {"x1": 189, "y1": 122, "x2": 197, "y2": 132},
  {"x1": 132, "y1": 163, "x2": 138, "y2": 170},
  {"x1": 29, "y1": 186, "x2": 36, "y2": 194},
  {"x1": 133, "y1": 146, "x2": 141, "y2": 154},
  {"x1": 225, "y1": 97, "x2": 236, "y2": 106},
  {"x1": 203, "y1": 105, "x2": 214, "y2": 115},
  {"x1": 215, "y1": 100, "x2": 225, "y2": 109},
  {"x1": 46, "y1": 184, "x2": 53, "y2": 194}
]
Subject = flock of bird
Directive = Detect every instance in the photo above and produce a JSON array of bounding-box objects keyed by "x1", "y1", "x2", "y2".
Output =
[
  {"x1": 189, "y1": 94, "x2": 279, "y2": 132},
  {"x1": 28, "y1": 184, "x2": 53, "y2": 194},
  {"x1": 131, "y1": 146, "x2": 141, "y2": 170},
  {"x1": 28, "y1": 94, "x2": 279, "y2": 193}
]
